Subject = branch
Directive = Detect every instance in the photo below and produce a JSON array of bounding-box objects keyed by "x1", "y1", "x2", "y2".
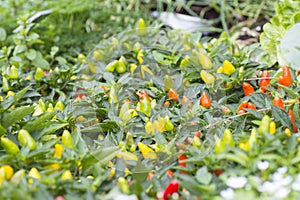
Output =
[{"x1": 205, "y1": 107, "x2": 271, "y2": 129}]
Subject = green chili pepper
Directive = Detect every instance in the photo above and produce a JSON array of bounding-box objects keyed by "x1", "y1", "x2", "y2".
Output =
[
  {"x1": 125, "y1": 132, "x2": 134, "y2": 148},
  {"x1": 136, "y1": 98, "x2": 151, "y2": 117},
  {"x1": 108, "y1": 86, "x2": 118, "y2": 104},
  {"x1": 214, "y1": 135, "x2": 225, "y2": 154},
  {"x1": 164, "y1": 75, "x2": 174, "y2": 92},
  {"x1": 258, "y1": 115, "x2": 270, "y2": 134},
  {"x1": 9, "y1": 65, "x2": 19, "y2": 79},
  {"x1": 105, "y1": 60, "x2": 118, "y2": 73},
  {"x1": 222, "y1": 129, "x2": 235, "y2": 147},
  {"x1": 34, "y1": 67, "x2": 44, "y2": 81},
  {"x1": 118, "y1": 177, "x2": 130, "y2": 194},
  {"x1": 2, "y1": 77, "x2": 10, "y2": 92},
  {"x1": 18, "y1": 129, "x2": 37, "y2": 151},
  {"x1": 137, "y1": 18, "x2": 147, "y2": 36},
  {"x1": 0, "y1": 137, "x2": 20, "y2": 155},
  {"x1": 164, "y1": 116, "x2": 174, "y2": 131},
  {"x1": 200, "y1": 70, "x2": 215, "y2": 84},
  {"x1": 199, "y1": 53, "x2": 213, "y2": 69},
  {"x1": 10, "y1": 169, "x2": 25, "y2": 186},
  {"x1": 62, "y1": 130, "x2": 74, "y2": 149}
]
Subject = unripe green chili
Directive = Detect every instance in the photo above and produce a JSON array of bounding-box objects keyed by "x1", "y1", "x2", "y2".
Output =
[
  {"x1": 118, "y1": 177, "x2": 130, "y2": 194},
  {"x1": 222, "y1": 129, "x2": 235, "y2": 147},
  {"x1": 62, "y1": 130, "x2": 74, "y2": 149},
  {"x1": 199, "y1": 53, "x2": 213, "y2": 69},
  {"x1": 0, "y1": 137, "x2": 20, "y2": 155},
  {"x1": 136, "y1": 98, "x2": 151, "y2": 117},
  {"x1": 200, "y1": 70, "x2": 215, "y2": 84},
  {"x1": 9, "y1": 65, "x2": 19, "y2": 79},
  {"x1": 18, "y1": 129, "x2": 37, "y2": 151},
  {"x1": 137, "y1": 18, "x2": 147, "y2": 36},
  {"x1": 164, "y1": 75, "x2": 174, "y2": 92},
  {"x1": 105, "y1": 60, "x2": 118, "y2": 73},
  {"x1": 34, "y1": 67, "x2": 44, "y2": 81},
  {"x1": 214, "y1": 135, "x2": 225, "y2": 154},
  {"x1": 258, "y1": 115, "x2": 271, "y2": 134},
  {"x1": 10, "y1": 169, "x2": 25, "y2": 186},
  {"x1": 2, "y1": 77, "x2": 10, "y2": 92},
  {"x1": 125, "y1": 132, "x2": 134, "y2": 148}
]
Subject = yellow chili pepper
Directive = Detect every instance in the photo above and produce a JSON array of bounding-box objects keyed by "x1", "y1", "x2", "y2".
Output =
[
  {"x1": 54, "y1": 144, "x2": 64, "y2": 158},
  {"x1": 270, "y1": 122, "x2": 276, "y2": 135},
  {"x1": 61, "y1": 170, "x2": 73, "y2": 180},
  {"x1": 138, "y1": 142, "x2": 157, "y2": 159},
  {"x1": 285, "y1": 128, "x2": 292, "y2": 136},
  {"x1": 130, "y1": 63, "x2": 138, "y2": 74},
  {"x1": 222, "y1": 60, "x2": 236, "y2": 75},
  {"x1": 118, "y1": 177, "x2": 130, "y2": 194},
  {"x1": 116, "y1": 151, "x2": 138, "y2": 161},
  {"x1": 28, "y1": 167, "x2": 41, "y2": 185}
]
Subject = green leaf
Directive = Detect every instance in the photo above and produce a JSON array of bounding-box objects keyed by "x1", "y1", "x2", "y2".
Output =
[
  {"x1": 196, "y1": 166, "x2": 212, "y2": 185},
  {"x1": 23, "y1": 112, "x2": 56, "y2": 132},
  {"x1": 244, "y1": 108, "x2": 263, "y2": 118},
  {"x1": 279, "y1": 23, "x2": 300, "y2": 70},
  {"x1": 246, "y1": 94, "x2": 266, "y2": 108},
  {"x1": 279, "y1": 85, "x2": 299, "y2": 98},
  {"x1": 25, "y1": 49, "x2": 37, "y2": 60},
  {"x1": 271, "y1": 105, "x2": 293, "y2": 131},
  {"x1": 39, "y1": 123, "x2": 68, "y2": 136},
  {"x1": 132, "y1": 160, "x2": 149, "y2": 182},
  {"x1": 91, "y1": 146, "x2": 120, "y2": 165},
  {"x1": 0, "y1": 124, "x2": 6, "y2": 136},
  {"x1": 0, "y1": 27, "x2": 7, "y2": 41},
  {"x1": 2, "y1": 85, "x2": 31, "y2": 110},
  {"x1": 2, "y1": 106, "x2": 34, "y2": 128}
]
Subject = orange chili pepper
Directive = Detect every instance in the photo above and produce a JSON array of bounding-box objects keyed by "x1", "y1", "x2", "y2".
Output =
[
  {"x1": 168, "y1": 88, "x2": 179, "y2": 102},
  {"x1": 181, "y1": 96, "x2": 189, "y2": 106},
  {"x1": 259, "y1": 70, "x2": 270, "y2": 93},
  {"x1": 200, "y1": 92, "x2": 211, "y2": 108},
  {"x1": 237, "y1": 101, "x2": 249, "y2": 114},
  {"x1": 242, "y1": 82, "x2": 255, "y2": 96},
  {"x1": 272, "y1": 96, "x2": 284, "y2": 109},
  {"x1": 278, "y1": 65, "x2": 292, "y2": 89},
  {"x1": 247, "y1": 102, "x2": 256, "y2": 110},
  {"x1": 288, "y1": 109, "x2": 298, "y2": 133}
]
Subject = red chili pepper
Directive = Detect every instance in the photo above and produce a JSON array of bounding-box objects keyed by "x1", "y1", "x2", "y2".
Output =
[
  {"x1": 288, "y1": 109, "x2": 298, "y2": 132},
  {"x1": 213, "y1": 169, "x2": 224, "y2": 176},
  {"x1": 278, "y1": 65, "x2": 292, "y2": 89},
  {"x1": 178, "y1": 154, "x2": 187, "y2": 168},
  {"x1": 272, "y1": 96, "x2": 284, "y2": 109},
  {"x1": 163, "y1": 179, "x2": 179, "y2": 200},
  {"x1": 195, "y1": 131, "x2": 201, "y2": 138},
  {"x1": 200, "y1": 92, "x2": 211, "y2": 108},
  {"x1": 242, "y1": 82, "x2": 255, "y2": 96},
  {"x1": 259, "y1": 70, "x2": 270, "y2": 93},
  {"x1": 54, "y1": 196, "x2": 65, "y2": 200},
  {"x1": 168, "y1": 88, "x2": 179, "y2": 102}
]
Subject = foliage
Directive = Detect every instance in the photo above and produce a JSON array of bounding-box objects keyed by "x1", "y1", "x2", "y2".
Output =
[
  {"x1": 0, "y1": 1, "x2": 300, "y2": 200},
  {"x1": 259, "y1": 0, "x2": 300, "y2": 66}
]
